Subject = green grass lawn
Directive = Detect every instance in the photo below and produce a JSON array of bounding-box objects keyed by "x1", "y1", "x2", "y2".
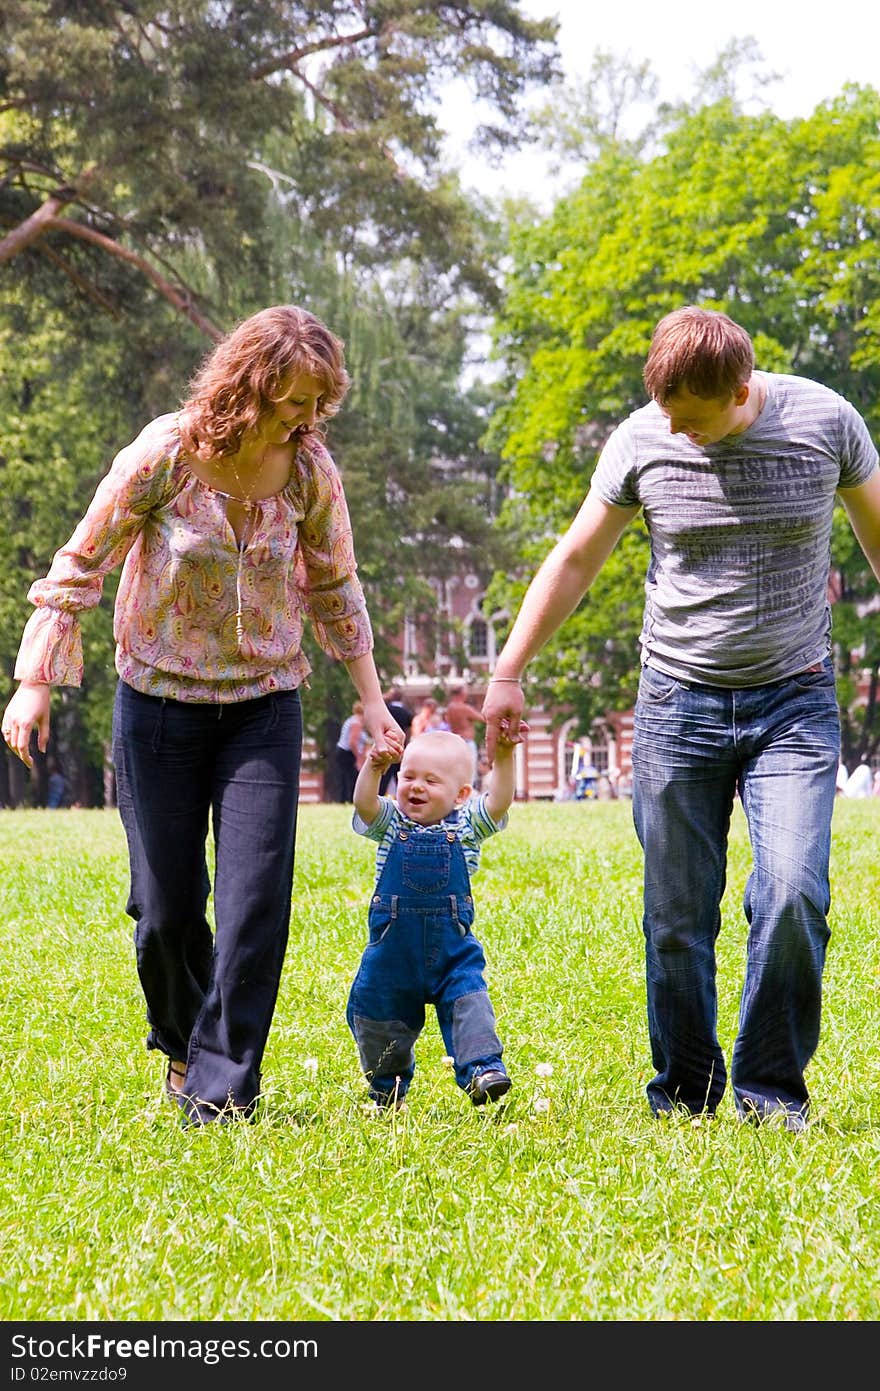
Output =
[{"x1": 1, "y1": 799, "x2": 879, "y2": 1321}]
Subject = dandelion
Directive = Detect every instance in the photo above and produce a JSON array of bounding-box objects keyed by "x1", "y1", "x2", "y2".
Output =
[
  {"x1": 533, "y1": 1096, "x2": 551, "y2": 1115},
  {"x1": 441, "y1": 1055, "x2": 455, "y2": 1068},
  {"x1": 302, "y1": 1057, "x2": 319, "y2": 1076},
  {"x1": 535, "y1": 1062, "x2": 554, "y2": 1078}
]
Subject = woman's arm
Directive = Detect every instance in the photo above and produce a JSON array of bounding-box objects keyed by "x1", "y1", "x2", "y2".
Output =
[
  {"x1": 4, "y1": 419, "x2": 175, "y2": 764},
  {"x1": 345, "y1": 652, "x2": 405, "y2": 760}
]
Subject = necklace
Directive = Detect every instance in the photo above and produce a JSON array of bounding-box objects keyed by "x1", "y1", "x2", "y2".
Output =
[
  {"x1": 227, "y1": 447, "x2": 267, "y2": 514},
  {"x1": 225, "y1": 448, "x2": 268, "y2": 647}
]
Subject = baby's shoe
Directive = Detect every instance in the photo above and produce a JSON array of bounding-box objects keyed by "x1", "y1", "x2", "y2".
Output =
[
  {"x1": 370, "y1": 1086, "x2": 406, "y2": 1112},
  {"x1": 468, "y1": 1069, "x2": 512, "y2": 1106}
]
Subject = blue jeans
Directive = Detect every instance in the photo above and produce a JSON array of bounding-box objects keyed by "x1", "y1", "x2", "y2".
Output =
[
  {"x1": 347, "y1": 828, "x2": 505, "y2": 1103},
  {"x1": 112, "y1": 681, "x2": 302, "y2": 1124},
  {"x1": 631, "y1": 660, "x2": 840, "y2": 1122}
]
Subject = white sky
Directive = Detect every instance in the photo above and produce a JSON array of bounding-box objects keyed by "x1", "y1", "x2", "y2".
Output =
[{"x1": 443, "y1": 0, "x2": 880, "y2": 205}]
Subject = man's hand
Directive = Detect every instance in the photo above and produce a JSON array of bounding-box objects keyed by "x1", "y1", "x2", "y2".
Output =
[{"x1": 481, "y1": 681, "x2": 526, "y2": 763}]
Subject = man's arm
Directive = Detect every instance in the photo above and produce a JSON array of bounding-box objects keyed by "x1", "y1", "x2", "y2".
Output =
[
  {"x1": 353, "y1": 745, "x2": 396, "y2": 826},
  {"x1": 482, "y1": 489, "x2": 636, "y2": 760},
  {"x1": 839, "y1": 469, "x2": 880, "y2": 584}
]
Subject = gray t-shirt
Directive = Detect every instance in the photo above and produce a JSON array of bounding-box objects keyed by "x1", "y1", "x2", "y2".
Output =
[{"x1": 591, "y1": 372, "x2": 878, "y2": 687}]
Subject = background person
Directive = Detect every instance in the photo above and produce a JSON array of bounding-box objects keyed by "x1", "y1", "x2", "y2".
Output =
[
  {"x1": 1, "y1": 304, "x2": 403, "y2": 1126},
  {"x1": 335, "y1": 699, "x2": 366, "y2": 803},
  {"x1": 444, "y1": 684, "x2": 485, "y2": 782},
  {"x1": 46, "y1": 760, "x2": 67, "y2": 809},
  {"x1": 410, "y1": 696, "x2": 439, "y2": 739},
  {"x1": 843, "y1": 759, "x2": 873, "y2": 797},
  {"x1": 378, "y1": 685, "x2": 413, "y2": 796},
  {"x1": 482, "y1": 304, "x2": 880, "y2": 1131}
]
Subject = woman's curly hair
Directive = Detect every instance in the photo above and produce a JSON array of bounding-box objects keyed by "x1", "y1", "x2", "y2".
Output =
[{"x1": 179, "y1": 305, "x2": 351, "y2": 458}]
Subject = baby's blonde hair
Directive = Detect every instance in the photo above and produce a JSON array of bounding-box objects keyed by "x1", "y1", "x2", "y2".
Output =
[{"x1": 403, "y1": 731, "x2": 473, "y2": 787}]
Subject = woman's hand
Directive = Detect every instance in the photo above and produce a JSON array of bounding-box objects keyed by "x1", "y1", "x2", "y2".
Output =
[
  {"x1": 362, "y1": 697, "x2": 405, "y2": 759},
  {"x1": 343, "y1": 655, "x2": 405, "y2": 758},
  {"x1": 1, "y1": 682, "x2": 51, "y2": 769}
]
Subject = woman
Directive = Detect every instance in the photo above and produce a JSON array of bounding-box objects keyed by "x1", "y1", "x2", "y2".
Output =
[
  {"x1": 2, "y1": 305, "x2": 403, "y2": 1126},
  {"x1": 335, "y1": 699, "x2": 365, "y2": 802}
]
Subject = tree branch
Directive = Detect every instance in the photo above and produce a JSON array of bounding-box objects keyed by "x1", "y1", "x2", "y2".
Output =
[
  {"x1": 0, "y1": 189, "x2": 77, "y2": 262},
  {"x1": 37, "y1": 239, "x2": 122, "y2": 319},
  {"x1": 51, "y1": 217, "x2": 223, "y2": 341},
  {"x1": 292, "y1": 68, "x2": 408, "y2": 185},
  {"x1": 249, "y1": 27, "x2": 375, "y2": 81}
]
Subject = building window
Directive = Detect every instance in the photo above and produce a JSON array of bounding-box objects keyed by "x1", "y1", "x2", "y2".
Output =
[{"x1": 467, "y1": 616, "x2": 489, "y2": 660}]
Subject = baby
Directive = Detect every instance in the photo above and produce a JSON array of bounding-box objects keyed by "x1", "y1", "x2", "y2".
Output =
[{"x1": 346, "y1": 723, "x2": 523, "y2": 1110}]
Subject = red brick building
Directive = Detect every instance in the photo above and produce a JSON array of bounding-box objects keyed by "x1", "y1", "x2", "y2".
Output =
[
  {"x1": 300, "y1": 569, "x2": 632, "y2": 803},
  {"x1": 300, "y1": 565, "x2": 876, "y2": 804}
]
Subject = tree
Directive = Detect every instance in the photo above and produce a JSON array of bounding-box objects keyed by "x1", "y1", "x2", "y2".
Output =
[
  {"x1": 1, "y1": 2, "x2": 560, "y2": 803},
  {"x1": 291, "y1": 267, "x2": 511, "y2": 774},
  {"x1": 487, "y1": 82, "x2": 880, "y2": 751},
  {"x1": 0, "y1": 1, "x2": 559, "y2": 334},
  {"x1": 531, "y1": 48, "x2": 662, "y2": 170},
  {"x1": 0, "y1": 300, "x2": 135, "y2": 806}
]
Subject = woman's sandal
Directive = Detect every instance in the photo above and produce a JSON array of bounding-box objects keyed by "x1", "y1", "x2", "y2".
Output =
[{"x1": 164, "y1": 1060, "x2": 188, "y2": 1100}]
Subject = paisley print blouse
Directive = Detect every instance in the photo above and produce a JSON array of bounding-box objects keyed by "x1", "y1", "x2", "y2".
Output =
[{"x1": 14, "y1": 413, "x2": 374, "y2": 703}]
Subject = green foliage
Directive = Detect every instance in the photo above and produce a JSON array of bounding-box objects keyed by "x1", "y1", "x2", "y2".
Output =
[
  {"x1": 1, "y1": 3, "x2": 560, "y2": 798},
  {"x1": 489, "y1": 86, "x2": 880, "y2": 739},
  {"x1": 2, "y1": 801, "x2": 880, "y2": 1320},
  {"x1": 531, "y1": 48, "x2": 662, "y2": 167},
  {"x1": 242, "y1": 229, "x2": 512, "y2": 748},
  {"x1": 0, "y1": 281, "x2": 210, "y2": 804},
  {"x1": 1, "y1": 1, "x2": 559, "y2": 320}
]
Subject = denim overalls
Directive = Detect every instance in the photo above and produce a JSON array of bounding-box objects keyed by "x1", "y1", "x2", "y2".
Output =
[{"x1": 346, "y1": 814, "x2": 505, "y2": 1106}]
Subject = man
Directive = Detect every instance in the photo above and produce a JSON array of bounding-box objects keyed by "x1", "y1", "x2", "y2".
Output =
[
  {"x1": 445, "y1": 685, "x2": 485, "y2": 783},
  {"x1": 378, "y1": 686, "x2": 413, "y2": 795},
  {"x1": 483, "y1": 306, "x2": 880, "y2": 1130}
]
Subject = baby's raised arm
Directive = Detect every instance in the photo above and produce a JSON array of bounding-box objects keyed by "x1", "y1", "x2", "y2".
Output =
[
  {"x1": 483, "y1": 721, "x2": 527, "y2": 823},
  {"x1": 353, "y1": 744, "x2": 397, "y2": 825}
]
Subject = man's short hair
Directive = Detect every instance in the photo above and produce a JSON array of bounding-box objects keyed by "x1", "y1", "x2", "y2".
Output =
[{"x1": 643, "y1": 306, "x2": 754, "y2": 404}]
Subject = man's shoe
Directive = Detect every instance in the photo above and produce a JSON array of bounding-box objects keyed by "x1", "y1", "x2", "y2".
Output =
[
  {"x1": 469, "y1": 1069, "x2": 512, "y2": 1106},
  {"x1": 738, "y1": 1100, "x2": 809, "y2": 1133}
]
